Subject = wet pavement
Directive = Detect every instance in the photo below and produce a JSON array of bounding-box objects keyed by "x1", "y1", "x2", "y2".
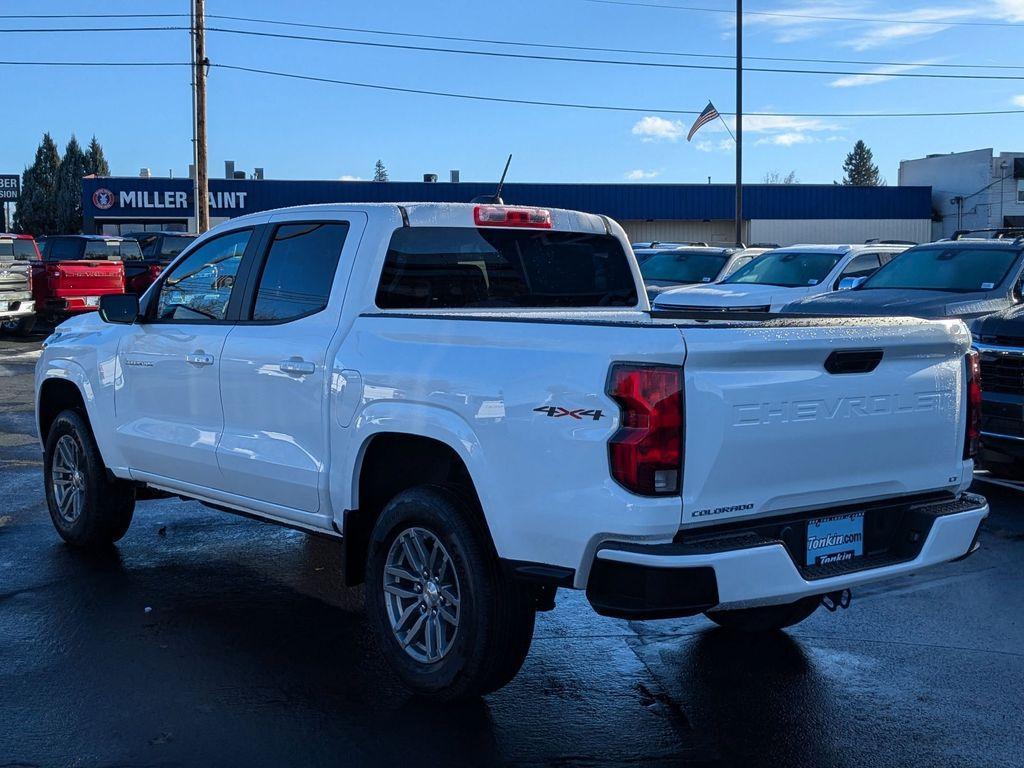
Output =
[{"x1": 2, "y1": 333, "x2": 1022, "y2": 767}]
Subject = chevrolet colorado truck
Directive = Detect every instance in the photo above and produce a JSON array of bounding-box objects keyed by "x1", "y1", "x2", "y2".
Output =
[
  {"x1": 0, "y1": 233, "x2": 38, "y2": 335},
  {"x1": 35, "y1": 203, "x2": 988, "y2": 699}
]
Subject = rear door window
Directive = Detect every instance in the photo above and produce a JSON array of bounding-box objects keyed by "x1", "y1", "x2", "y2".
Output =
[
  {"x1": 250, "y1": 222, "x2": 349, "y2": 321},
  {"x1": 376, "y1": 228, "x2": 638, "y2": 309},
  {"x1": 13, "y1": 240, "x2": 38, "y2": 260}
]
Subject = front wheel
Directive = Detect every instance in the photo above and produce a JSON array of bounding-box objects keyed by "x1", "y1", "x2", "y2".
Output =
[
  {"x1": 43, "y1": 409, "x2": 135, "y2": 548},
  {"x1": 704, "y1": 595, "x2": 821, "y2": 633},
  {"x1": 365, "y1": 486, "x2": 536, "y2": 700}
]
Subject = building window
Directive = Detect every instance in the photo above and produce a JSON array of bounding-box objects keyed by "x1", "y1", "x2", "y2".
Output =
[{"x1": 1018, "y1": 179, "x2": 1024, "y2": 204}]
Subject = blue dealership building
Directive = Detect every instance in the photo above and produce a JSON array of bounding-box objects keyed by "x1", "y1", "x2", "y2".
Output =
[{"x1": 82, "y1": 175, "x2": 933, "y2": 246}]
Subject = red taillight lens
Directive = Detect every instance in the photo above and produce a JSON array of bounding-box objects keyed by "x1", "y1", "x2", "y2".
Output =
[
  {"x1": 965, "y1": 349, "x2": 981, "y2": 459},
  {"x1": 474, "y1": 205, "x2": 552, "y2": 228},
  {"x1": 606, "y1": 363, "x2": 683, "y2": 495}
]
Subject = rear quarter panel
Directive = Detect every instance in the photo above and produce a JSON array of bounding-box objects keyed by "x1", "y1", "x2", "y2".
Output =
[{"x1": 332, "y1": 313, "x2": 686, "y2": 579}]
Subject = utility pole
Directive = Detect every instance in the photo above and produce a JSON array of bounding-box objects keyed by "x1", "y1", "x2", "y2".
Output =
[
  {"x1": 192, "y1": 0, "x2": 210, "y2": 233},
  {"x1": 734, "y1": 0, "x2": 743, "y2": 247}
]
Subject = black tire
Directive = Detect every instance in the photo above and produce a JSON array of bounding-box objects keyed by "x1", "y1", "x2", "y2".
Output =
[
  {"x1": 43, "y1": 409, "x2": 135, "y2": 548},
  {"x1": 704, "y1": 595, "x2": 821, "y2": 633},
  {"x1": 983, "y1": 460, "x2": 1024, "y2": 481},
  {"x1": 365, "y1": 485, "x2": 536, "y2": 700},
  {"x1": 1, "y1": 315, "x2": 35, "y2": 337}
]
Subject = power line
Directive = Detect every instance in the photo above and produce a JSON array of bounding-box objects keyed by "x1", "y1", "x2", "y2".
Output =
[
  {"x1": 582, "y1": 0, "x2": 1024, "y2": 28},
  {"x1": 213, "y1": 62, "x2": 1024, "y2": 118},
  {"x1": 3, "y1": 14, "x2": 1023, "y2": 73},
  {"x1": 207, "y1": 26, "x2": 1024, "y2": 81},
  {"x1": 204, "y1": 13, "x2": 1024, "y2": 72},
  {"x1": 0, "y1": 60, "x2": 188, "y2": 67}
]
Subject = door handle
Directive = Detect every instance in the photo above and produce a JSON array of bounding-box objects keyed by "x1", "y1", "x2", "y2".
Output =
[
  {"x1": 278, "y1": 359, "x2": 316, "y2": 376},
  {"x1": 185, "y1": 352, "x2": 215, "y2": 367}
]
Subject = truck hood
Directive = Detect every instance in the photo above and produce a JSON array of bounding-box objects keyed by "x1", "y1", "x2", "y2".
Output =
[
  {"x1": 654, "y1": 282, "x2": 800, "y2": 310},
  {"x1": 785, "y1": 288, "x2": 1011, "y2": 320}
]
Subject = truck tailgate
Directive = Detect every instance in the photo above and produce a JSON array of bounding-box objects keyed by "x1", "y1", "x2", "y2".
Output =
[
  {"x1": 679, "y1": 318, "x2": 971, "y2": 527},
  {"x1": 49, "y1": 260, "x2": 125, "y2": 297}
]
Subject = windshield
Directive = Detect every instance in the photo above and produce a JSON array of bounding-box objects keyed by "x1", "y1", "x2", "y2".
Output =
[
  {"x1": 158, "y1": 235, "x2": 194, "y2": 259},
  {"x1": 861, "y1": 246, "x2": 1021, "y2": 292},
  {"x1": 377, "y1": 227, "x2": 639, "y2": 308},
  {"x1": 724, "y1": 250, "x2": 844, "y2": 287},
  {"x1": 640, "y1": 251, "x2": 730, "y2": 284}
]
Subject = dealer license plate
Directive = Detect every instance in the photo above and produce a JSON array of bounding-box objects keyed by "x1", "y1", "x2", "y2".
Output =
[
  {"x1": 84, "y1": 296, "x2": 100, "y2": 307},
  {"x1": 806, "y1": 512, "x2": 864, "y2": 566}
]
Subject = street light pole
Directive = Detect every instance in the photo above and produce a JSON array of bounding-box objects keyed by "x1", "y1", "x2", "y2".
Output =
[{"x1": 734, "y1": 0, "x2": 743, "y2": 247}]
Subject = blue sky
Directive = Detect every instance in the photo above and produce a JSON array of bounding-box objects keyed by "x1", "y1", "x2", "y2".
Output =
[{"x1": 4, "y1": 0, "x2": 1024, "y2": 185}]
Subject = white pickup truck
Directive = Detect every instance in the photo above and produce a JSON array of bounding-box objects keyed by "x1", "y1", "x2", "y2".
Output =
[{"x1": 35, "y1": 202, "x2": 988, "y2": 699}]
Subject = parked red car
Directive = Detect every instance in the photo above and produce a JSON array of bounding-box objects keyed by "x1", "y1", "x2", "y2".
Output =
[{"x1": 34, "y1": 236, "x2": 134, "y2": 322}]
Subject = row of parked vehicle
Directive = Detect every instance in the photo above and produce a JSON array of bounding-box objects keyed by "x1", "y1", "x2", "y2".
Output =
[
  {"x1": 0, "y1": 231, "x2": 195, "y2": 336},
  {"x1": 636, "y1": 229, "x2": 1024, "y2": 479}
]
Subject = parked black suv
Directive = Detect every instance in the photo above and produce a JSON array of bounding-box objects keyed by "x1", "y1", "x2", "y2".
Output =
[
  {"x1": 973, "y1": 303, "x2": 1024, "y2": 478},
  {"x1": 785, "y1": 230, "x2": 1024, "y2": 321}
]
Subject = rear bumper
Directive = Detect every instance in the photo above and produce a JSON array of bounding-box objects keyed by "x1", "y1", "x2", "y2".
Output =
[
  {"x1": 0, "y1": 299, "x2": 34, "y2": 319},
  {"x1": 45, "y1": 297, "x2": 102, "y2": 313},
  {"x1": 586, "y1": 493, "x2": 988, "y2": 618}
]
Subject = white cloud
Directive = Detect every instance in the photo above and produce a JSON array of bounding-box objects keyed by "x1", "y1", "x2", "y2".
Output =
[
  {"x1": 1013, "y1": 95, "x2": 1024, "y2": 107},
  {"x1": 740, "y1": 2, "x2": 980, "y2": 51},
  {"x1": 991, "y1": 0, "x2": 1024, "y2": 22},
  {"x1": 624, "y1": 169, "x2": 660, "y2": 180},
  {"x1": 756, "y1": 132, "x2": 817, "y2": 147},
  {"x1": 703, "y1": 115, "x2": 839, "y2": 134},
  {"x1": 339, "y1": 175, "x2": 362, "y2": 181},
  {"x1": 695, "y1": 140, "x2": 714, "y2": 153},
  {"x1": 631, "y1": 116, "x2": 686, "y2": 142},
  {"x1": 830, "y1": 61, "x2": 936, "y2": 87}
]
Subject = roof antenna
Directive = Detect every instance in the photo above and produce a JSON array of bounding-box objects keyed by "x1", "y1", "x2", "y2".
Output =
[{"x1": 471, "y1": 154, "x2": 512, "y2": 204}]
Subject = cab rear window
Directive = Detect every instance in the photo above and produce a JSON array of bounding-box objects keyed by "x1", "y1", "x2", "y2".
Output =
[{"x1": 376, "y1": 227, "x2": 638, "y2": 309}]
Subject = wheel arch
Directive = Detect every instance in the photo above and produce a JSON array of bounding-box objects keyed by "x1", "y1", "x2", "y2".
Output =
[{"x1": 341, "y1": 426, "x2": 493, "y2": 586}]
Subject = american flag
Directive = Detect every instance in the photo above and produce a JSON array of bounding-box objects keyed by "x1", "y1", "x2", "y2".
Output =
[{"x1": 687, "y1": 102, "x2": 720, "y2": 142}]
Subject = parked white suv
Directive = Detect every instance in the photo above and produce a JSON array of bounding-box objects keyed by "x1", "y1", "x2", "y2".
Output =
[
  {"x1": 652, "y1": 243, "x2": 910, "y2": 313},
  {"x1": 35, "y1": 205, "x2": 985, "y2": 699}
]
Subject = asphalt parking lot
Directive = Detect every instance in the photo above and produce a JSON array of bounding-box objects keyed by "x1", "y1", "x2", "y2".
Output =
[{"x1": 2, "y1": 333, "x2": 1023, "y2": 767}]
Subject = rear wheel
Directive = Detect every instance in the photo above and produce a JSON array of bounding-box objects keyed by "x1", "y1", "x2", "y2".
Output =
[
  {"x1": 365, "y1": 485, "x2": 535, "y2": 700},
  {"x1": 704, "y1": 595, "x2": 821, "y2": 633},
  {"x1": 983, "y1": 459, "x2": 1024, "y2": 481},
  {"x1": 43, "y1": 409, "x2": 135, "y2": 548},
  {"x1": 0, "y1": 315, "x2": 35, "y2": 337}
]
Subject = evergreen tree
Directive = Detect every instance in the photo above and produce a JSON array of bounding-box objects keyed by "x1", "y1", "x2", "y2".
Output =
[
  {"x1": 84, "y1": 135, "x2": 110, "y2": 177},
  {"x1": 373, "y1": 159, "x2": 389, "y2": 182},
  {"x1": 841, "y1": 140, "x2": 883, "y2": 186},
  {"x1": 13, "y1": 133, "x2": 61, "y2": 236},
  {"x1": 56, "y1": 134, "x2": 87, "y2": 234}
]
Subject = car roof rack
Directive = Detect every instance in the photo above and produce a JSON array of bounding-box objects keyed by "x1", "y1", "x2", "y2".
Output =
[
  {"x1": 951, "y1": 228, "x2": 1024, "y2": 244},
  {"x1": 864, "y1": 238, "x2": 918, "y2": 245},
  {"x1": 748, "y1": 242, "x2": 780, "y2": 249}
]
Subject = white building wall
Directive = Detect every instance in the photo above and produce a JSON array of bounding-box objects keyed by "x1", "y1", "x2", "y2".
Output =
[
  {"x1": 988, "y1": 153, "x2": 1024, "y2": 228},
  {"x1": 618, "y1": 219, "x2": 747, "y2": 245},
  {"x1": 748, "y1": 219, "x2": 931, "y2": 247},
  {"x1": 899, "y1": 149, "x2": 995, "y2": 238}
]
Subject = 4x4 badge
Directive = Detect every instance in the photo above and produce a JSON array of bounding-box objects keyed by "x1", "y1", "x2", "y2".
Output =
[{"x1": 534, "y1": 406, "x2": 604, "y2": 421}]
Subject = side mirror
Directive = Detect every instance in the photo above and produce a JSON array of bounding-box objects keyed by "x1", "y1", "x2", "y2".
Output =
[
  {"x1": 838, "y1": 276, "x2": 867, "y2": 291},
  {"x1": 99, "y1": 293, "x2": 140, "y2": 324}
]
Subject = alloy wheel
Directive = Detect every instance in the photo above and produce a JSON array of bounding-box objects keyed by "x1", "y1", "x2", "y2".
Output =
[{"x1": 383, "y1": 526, "x2": 461, "y2": 664}]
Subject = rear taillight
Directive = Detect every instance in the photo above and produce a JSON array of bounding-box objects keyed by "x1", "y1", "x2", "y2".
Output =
[
  {"x1": 474, "y1": 205, "x2": 552, "y2": 228},
  {"x1": 965, "y1": 349, "x2": 981, "y2": 459},
  {"x1": 606, "y1": 363, "x2": 683, "y2": 495}
]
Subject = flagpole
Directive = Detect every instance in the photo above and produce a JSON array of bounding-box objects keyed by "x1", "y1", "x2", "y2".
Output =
[{"x1": 735, "y1": 0, "x2": 743, "y2": 247}]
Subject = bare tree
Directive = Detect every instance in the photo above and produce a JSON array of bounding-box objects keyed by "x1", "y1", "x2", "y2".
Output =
[{"x1": 762, "y1": 170, "x2": 799, "y2": 184}]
